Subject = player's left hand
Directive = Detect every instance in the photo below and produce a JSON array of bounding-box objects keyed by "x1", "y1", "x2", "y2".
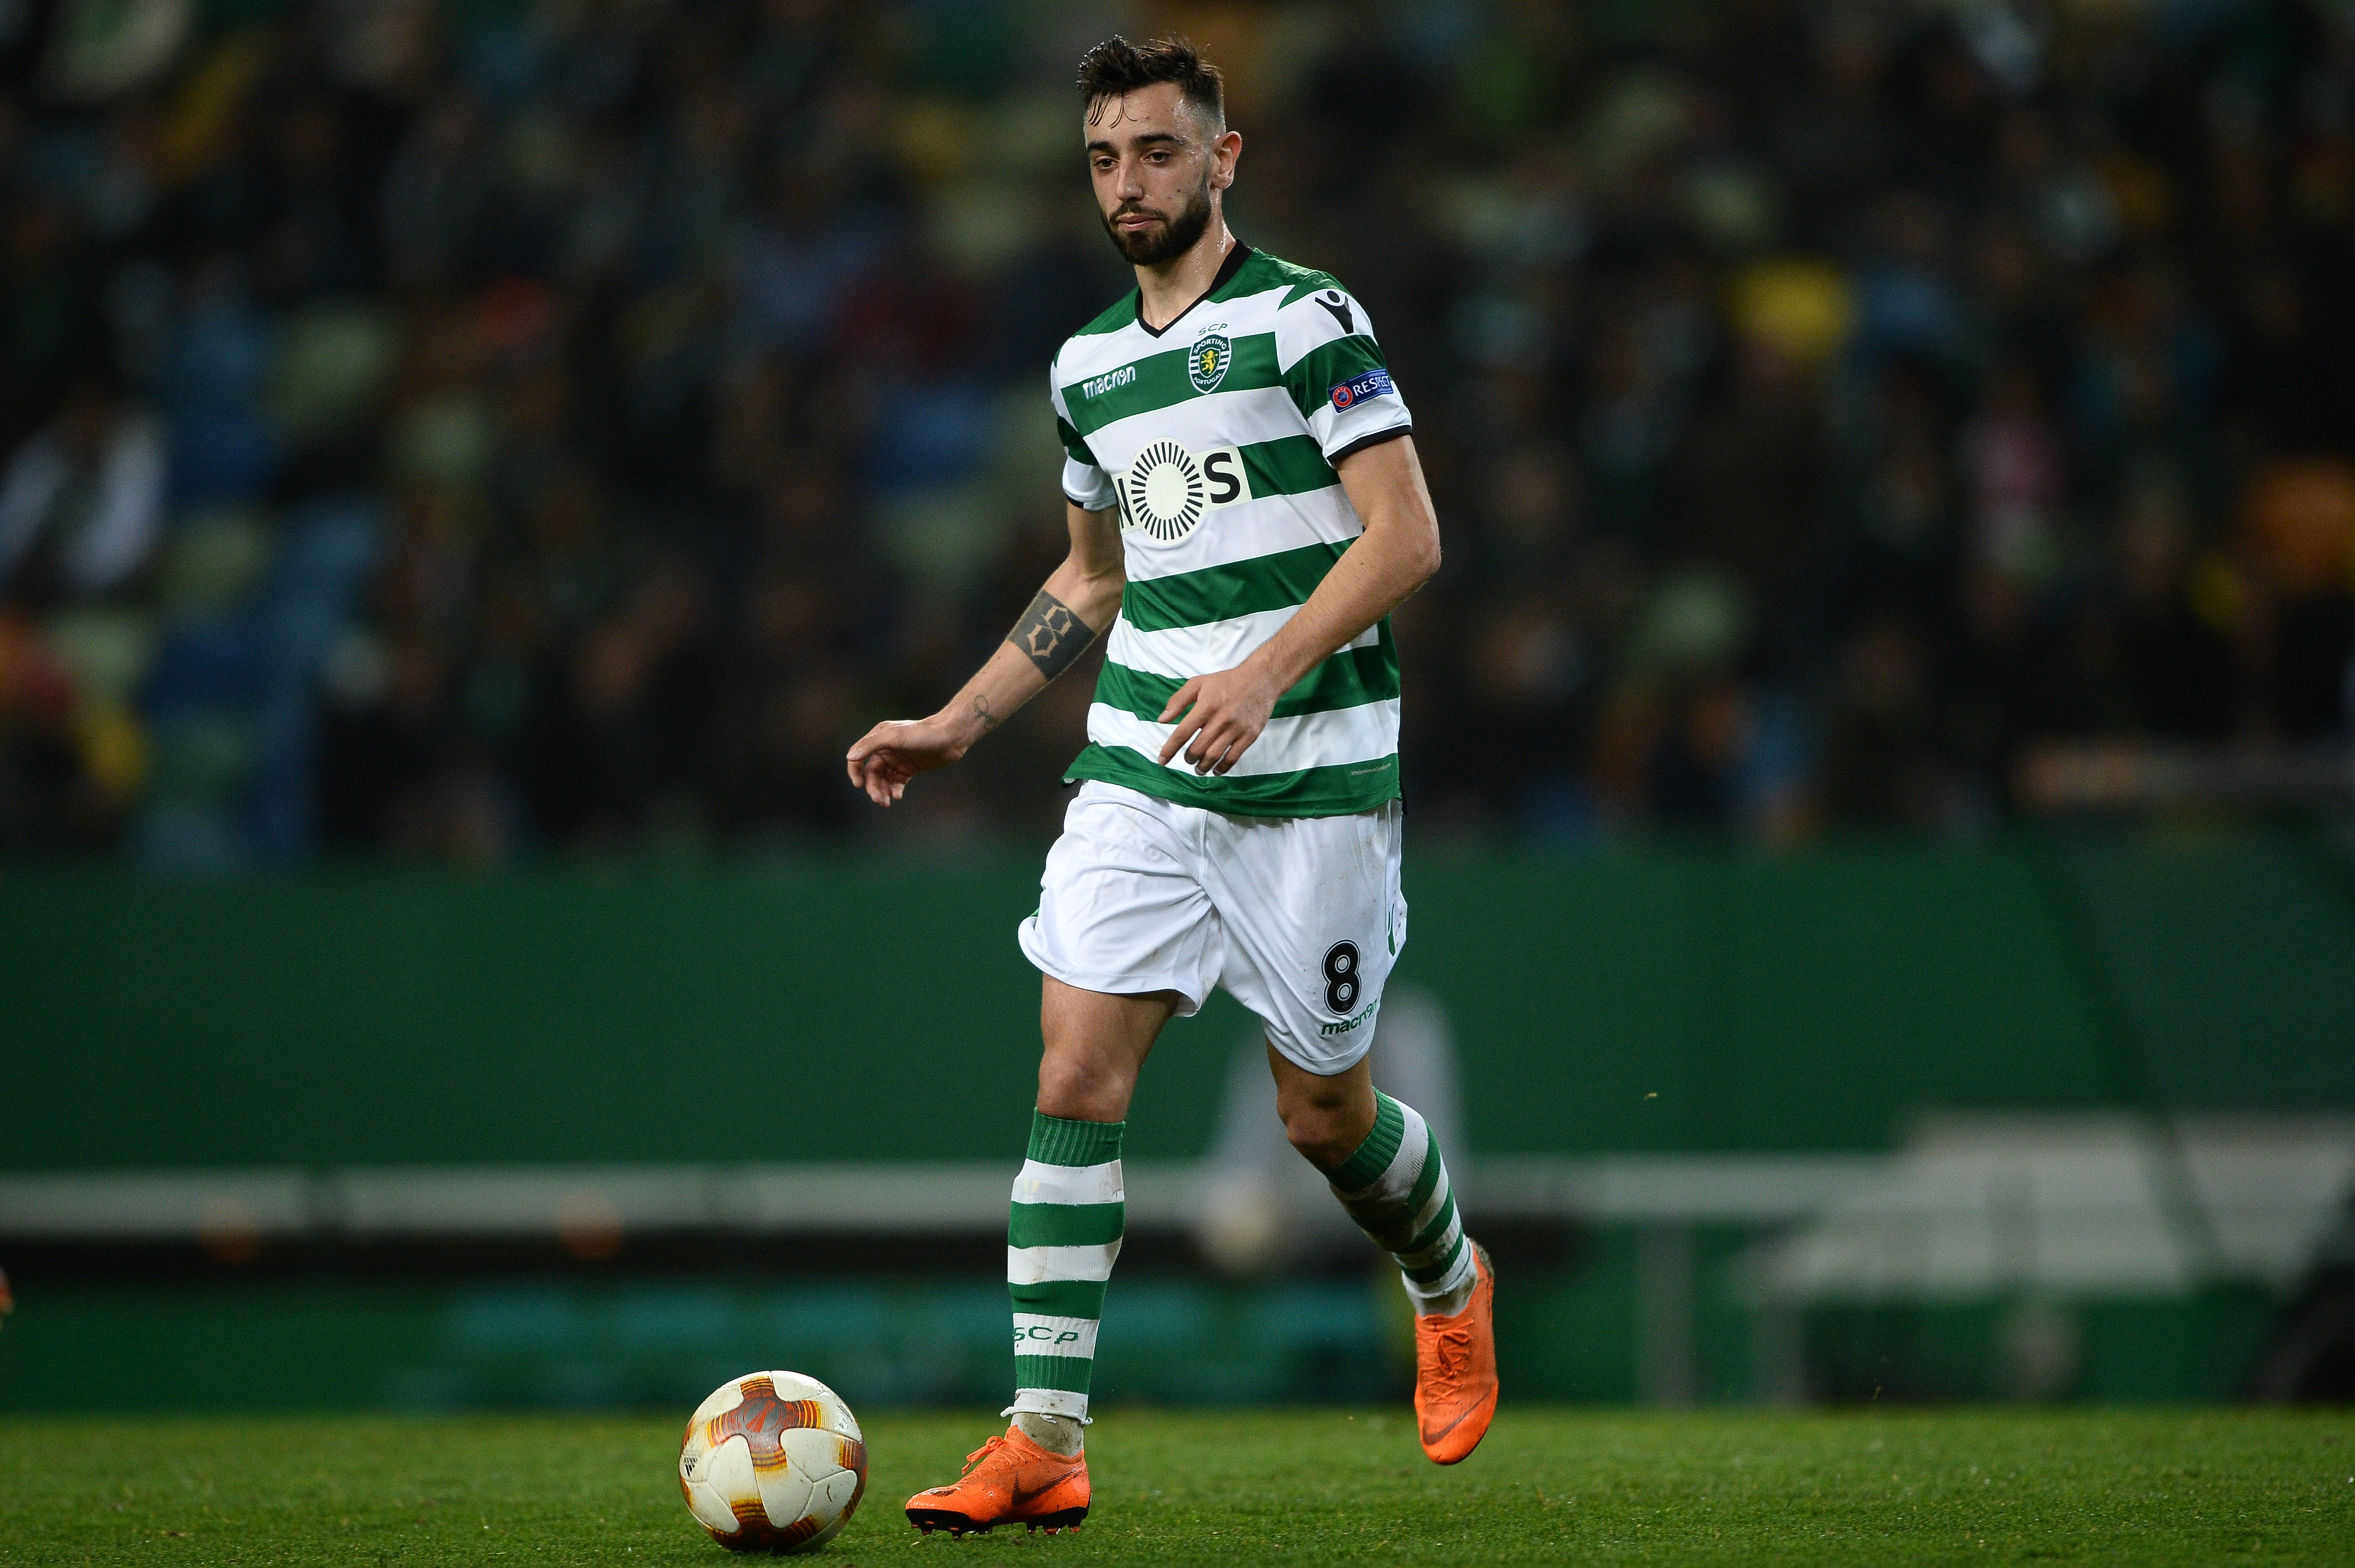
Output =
[{"x1": 1157, "y1": 664, "x2": 1282, "y2": 774}]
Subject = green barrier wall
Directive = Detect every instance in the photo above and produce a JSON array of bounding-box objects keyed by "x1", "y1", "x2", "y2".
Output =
[
  {"x1": 0, "y1": 1279, "x2": 1404, "y2": 1414},
  {"x1": 4, "y1": 834, "x2": 2355, "y2": 1169},
  {"x1": 0, "y1": 1269, "x2": 2274, "y2": 1412},
  {"x1": 3, "y1": 833, "x2": 2351, "y2": 1412}
]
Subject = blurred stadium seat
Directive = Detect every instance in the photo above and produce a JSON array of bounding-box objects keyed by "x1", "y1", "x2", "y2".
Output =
[{"x1": 0, "y1": 1, "x2": 2350, "y2": 861}]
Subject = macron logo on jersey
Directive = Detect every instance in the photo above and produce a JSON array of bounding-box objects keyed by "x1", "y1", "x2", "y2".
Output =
[
  {"x1": 1081, "y1": 364, "x2": 1136, "y2": 400},
  {"x1": 1329, "y1": 367, "x2": 1394, "y2": 411}
]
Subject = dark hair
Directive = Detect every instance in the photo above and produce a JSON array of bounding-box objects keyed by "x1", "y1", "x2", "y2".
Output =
[{"x1": 1077, "y1": 35, "x2": 1225, "y2": 133}]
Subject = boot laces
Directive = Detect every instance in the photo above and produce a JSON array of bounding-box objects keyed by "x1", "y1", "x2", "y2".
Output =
[
  {"x1": 1427, "y1": 1313, "x2": 1475, "y2": 1373},
  {"x1": 959, "y1": 1435, "x2": 1010, "y2": 1476}
]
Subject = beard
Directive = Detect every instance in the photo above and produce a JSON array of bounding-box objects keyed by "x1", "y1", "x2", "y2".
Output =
[{"x1": 1101, "y1": 174, "x2": 1215, "y2": 266}]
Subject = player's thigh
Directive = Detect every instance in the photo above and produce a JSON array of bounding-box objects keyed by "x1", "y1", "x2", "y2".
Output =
[
  {"x1": 1041, "y1": 977, "x2": 1183, "y2": 1053},
  {"x1": 1019, "y1": 785, "x2": 1222, "y2": 1014},
  {"x1": 1207, "y1": 801, "x2": 1405, "y2": 1075},
  {"x1": 1036, "y1": 975, "x2": 1181, "y2": 1123}
]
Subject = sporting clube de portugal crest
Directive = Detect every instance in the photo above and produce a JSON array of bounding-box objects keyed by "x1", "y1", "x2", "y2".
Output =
[
  {"x1": 678, "y1": 1370, "x2": 867, "y2": 1553},
  {"x1": 1188, "y1": 322, "x2": 1230, "y2": 393}
]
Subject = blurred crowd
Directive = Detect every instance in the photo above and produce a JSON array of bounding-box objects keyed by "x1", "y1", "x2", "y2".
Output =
[{"x1": 2, "y1": 0, "x2": 2353, "y2": 866}]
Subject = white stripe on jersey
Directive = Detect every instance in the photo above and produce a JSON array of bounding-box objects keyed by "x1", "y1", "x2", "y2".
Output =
[
  {"x1": 1081, "y1": 386, "x2": 1306, "y2": 475},
  {"x1": 1106, "y1": 611, "x2": 1379, "y2": 683},
  {"x1": 1118, "y1": 484, "x2": 1362, "y2": 582},
  {"x1": 1087, "y1": 698, "x2": 1402, "y2": 778},
  {"x1": 1050, "y1": 284, "x2": 1292, "y2": 384},
  {"x1": 1308, "y1": 397, "x2": 1413, "y2": 459},
  {"x1": 1063, "y1": 455, "x2": 1116, "y2": 510},
  {"x1": 1271, "y1": 282, "x2": 1372, "y2": 371}
]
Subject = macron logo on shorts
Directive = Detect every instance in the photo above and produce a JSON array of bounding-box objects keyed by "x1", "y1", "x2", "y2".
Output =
[
  {"x1": 1329, "y1": 368, "x2": 1393, "y2": 411},
  {"x1": 1319, "y1": 1000, "x2": 1378, "y2": 1038}
]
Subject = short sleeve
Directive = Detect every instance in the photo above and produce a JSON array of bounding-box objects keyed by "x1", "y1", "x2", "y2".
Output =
[
  {"x1": 1049, "y1": 367, "x2": 1117, "y2": 511},
  {"x1": 1275, "y1": 284, "x2": 1414, "y2": 464}
]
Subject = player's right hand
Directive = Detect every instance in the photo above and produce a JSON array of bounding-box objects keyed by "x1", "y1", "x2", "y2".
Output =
[{"x1": 845, "y1": 717, "x2": 967, "y2": 807}]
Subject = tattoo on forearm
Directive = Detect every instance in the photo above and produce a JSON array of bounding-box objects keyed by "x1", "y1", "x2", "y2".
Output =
[
  {"x1": 972, "y1": 692, "x2": 999, "y2": 732},
  {"x1": 1008, "y1": 590, "x2": 1098, "y2": 681}
]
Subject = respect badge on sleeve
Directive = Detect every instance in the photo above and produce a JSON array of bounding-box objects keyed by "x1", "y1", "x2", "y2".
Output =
[{"x1": 1329, "y1": 367, "x2": 1394, "y2": 410}]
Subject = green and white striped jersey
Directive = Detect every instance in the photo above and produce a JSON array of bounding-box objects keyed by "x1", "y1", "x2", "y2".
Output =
[{"x1": 1049, "y1": 244, "x2": 1414, "y2": 818}]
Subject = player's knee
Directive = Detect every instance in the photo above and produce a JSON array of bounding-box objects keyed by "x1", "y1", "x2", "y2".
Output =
[
  {"x1": 1278, "y1": 1096, "x2": 1358, "y2": 1171},
  {"x1": 1036, "y1": 1049, "x2": 1125, "y2": 1123}
]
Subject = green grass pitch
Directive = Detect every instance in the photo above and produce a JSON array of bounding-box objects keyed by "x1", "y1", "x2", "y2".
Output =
[{"x1": 2, "y1": 1409, "x2": 2350, "y2": 1566}]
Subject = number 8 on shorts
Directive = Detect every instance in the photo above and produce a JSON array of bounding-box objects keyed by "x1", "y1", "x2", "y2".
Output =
[{"x1": 1324, "y1": 941, "x2": 1361, "y2": 1014}]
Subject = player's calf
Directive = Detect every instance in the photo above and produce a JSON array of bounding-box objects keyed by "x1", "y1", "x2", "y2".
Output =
[{"x1": 1321, "y1": 1090, "x2": 1499, "y2": 1462}]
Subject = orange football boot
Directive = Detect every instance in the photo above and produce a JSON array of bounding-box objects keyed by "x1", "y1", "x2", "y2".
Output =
[
  {"x1": 1414, "y1": 1241, "x2": 1498, "y2": 1464},
  {"x1": 904, "y1": 1426, "x2": 1089, "y2": 1537}
]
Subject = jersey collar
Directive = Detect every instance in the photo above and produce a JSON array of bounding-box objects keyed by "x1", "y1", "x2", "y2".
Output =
[{"x1": 1134, "y1": 241, "x2": 1253, "y2": 339}]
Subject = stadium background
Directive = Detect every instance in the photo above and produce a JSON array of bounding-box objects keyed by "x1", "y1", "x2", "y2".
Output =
[{"x1": 1, "y1": 0, "x2": 2353, "y2": 1416}]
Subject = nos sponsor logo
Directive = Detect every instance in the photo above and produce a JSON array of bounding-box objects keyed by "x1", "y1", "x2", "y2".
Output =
[{"x1": 1118, "y1": 440, "x2": 1252, "y2": 544}]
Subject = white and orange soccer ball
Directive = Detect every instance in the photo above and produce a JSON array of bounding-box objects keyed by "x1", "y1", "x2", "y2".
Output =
[{"x1": 678, "y1": 1370, "x2": 867, "y2": 1554}]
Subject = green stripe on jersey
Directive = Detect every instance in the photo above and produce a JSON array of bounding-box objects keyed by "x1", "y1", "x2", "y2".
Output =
[
  {"x1": 1094, "y1": 638, "x2": 1398, "y2": 723},
  {"x1": 1062, "y1": 430, "x2": 1335, "y2": 503},
  {"x1": 1065, "y1": 743, "x2": 1398, "y2": 818},
  {"x1": 1284, "y1": 336, "x2": 1388, "y2": 420},
  {"x1": 1060, "y1": 318, "x2": 1384, "y2": 434},
  {"x1": 1009, "y1": 1278, "x2": 1108, "y2": 1321},
  {"x1": 1242, "y1": 434, "x2": 1338, "y2": 498},
  {"x1": 1080, "y1": 430, "x2": 1337, "y2": 502},
  {"x1": 1008, "y1": 1201, "x2": 1126, "y2": 1248},
  {"x1": 1121, "y1": 540, "x2": 1350, "y2": 633},
  {"x1": 1060, "y1": 333, "x2": 1279, "y2": 432},
  {"x1": 1069, "y1": 290, "x2": 1140, "y2": 338},
  {"x1": 1069, "y1": 251, "x2": 1340, "y2": 339},
  {"x1": 1275, "y1": 260, "x2": 1349, "y2": 307}
]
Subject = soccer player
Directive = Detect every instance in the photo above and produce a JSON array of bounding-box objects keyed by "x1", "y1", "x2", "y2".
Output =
[{"x1": 845, "y1": 35, "x2": 1496, "y2": 1536}]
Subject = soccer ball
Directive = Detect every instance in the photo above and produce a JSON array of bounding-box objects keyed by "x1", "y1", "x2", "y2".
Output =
[{"x1": 679, "y1": 1370, "x2": 867, "y2": 1554}]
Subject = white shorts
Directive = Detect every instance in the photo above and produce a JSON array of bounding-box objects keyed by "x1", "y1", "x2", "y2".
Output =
[{"x1": 1018, "y1": 781, "x2": 1407, "y2": 1074}]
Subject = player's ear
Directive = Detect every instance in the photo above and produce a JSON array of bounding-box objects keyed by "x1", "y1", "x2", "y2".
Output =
[{"x1": 1212, "y1": 129, "x2": 1241, "y2": 189}]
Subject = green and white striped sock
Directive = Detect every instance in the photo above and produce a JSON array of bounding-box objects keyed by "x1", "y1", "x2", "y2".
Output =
[
  {"x1": 1005, "y1": 1111, "x2": 1124, "y2": 1428},
  {"x1": 1328, "y1": 1090, "x2": 1479, "y2": 1316}
]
